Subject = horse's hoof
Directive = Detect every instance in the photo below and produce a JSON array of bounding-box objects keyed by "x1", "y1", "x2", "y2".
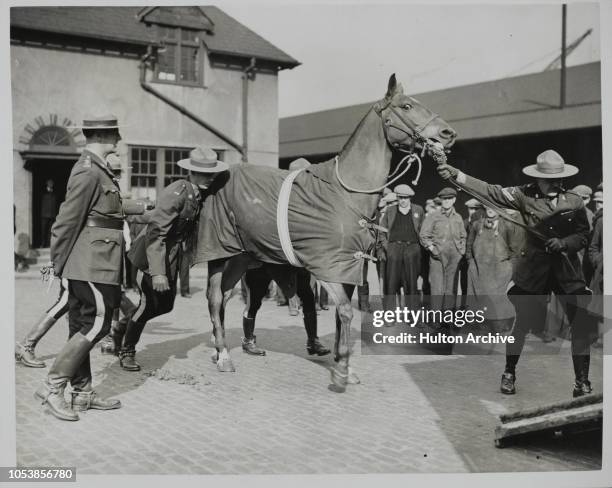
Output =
[
  {"x1": 217, "y1": 358, "x2": 236, "y2": 372},
  {"x1": 330, "y1": 367, "x2": 348, "y2": 388},
  {"x1": 210, "y1": 352, "x2": 219, "y2": 364},
  {"x1": 347, "y1": 368, "x2": 361, "y2": 385}
]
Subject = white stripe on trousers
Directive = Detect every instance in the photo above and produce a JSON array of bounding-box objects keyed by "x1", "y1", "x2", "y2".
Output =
[
  {"x1": 46, "y1": 278, "x2": 69, "y2": 318},
  {"x1": 131, "y1": 270, "x2": 147, "y2": 323},
  {"x1": 85, "y1": 282, "x2": 106, "y2": 342}
]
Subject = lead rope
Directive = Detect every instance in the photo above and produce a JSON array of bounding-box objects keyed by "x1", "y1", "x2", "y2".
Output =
[{"x1": 334, "y1": 151, "x2": 422, "y2": 194}]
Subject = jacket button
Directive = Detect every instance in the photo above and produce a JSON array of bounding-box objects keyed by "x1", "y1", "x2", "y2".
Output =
[{"x1": 104, "y1": 238, "x2": 110, "y2": 243}]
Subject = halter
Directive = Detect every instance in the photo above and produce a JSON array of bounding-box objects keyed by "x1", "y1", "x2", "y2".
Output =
[{"x1": 334, "y1": 97, "x2": 441, "y2": 194}]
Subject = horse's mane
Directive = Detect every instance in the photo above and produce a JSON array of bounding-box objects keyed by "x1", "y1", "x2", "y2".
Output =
[{"x1": 338, "y1": 105, "x2": 375, "y2": 156}]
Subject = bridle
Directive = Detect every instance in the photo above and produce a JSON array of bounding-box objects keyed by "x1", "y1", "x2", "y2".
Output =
[{"x1": 334, "y1": 97, "x2": 444, "y2": 194}]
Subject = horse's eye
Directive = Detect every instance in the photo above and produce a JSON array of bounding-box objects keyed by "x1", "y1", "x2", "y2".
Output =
[{"x1": 403, "y1": 103, "x2": 412, "y2": 110}]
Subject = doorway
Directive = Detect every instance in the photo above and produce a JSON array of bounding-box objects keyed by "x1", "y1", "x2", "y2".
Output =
[{"x1": 31, "y1": 159, "x2": 77, "y2": 248}]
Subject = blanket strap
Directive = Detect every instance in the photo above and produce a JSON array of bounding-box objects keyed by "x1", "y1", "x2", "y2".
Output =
[{"x1": 277, "y1": 169, "x2": 305, "y2": 267}]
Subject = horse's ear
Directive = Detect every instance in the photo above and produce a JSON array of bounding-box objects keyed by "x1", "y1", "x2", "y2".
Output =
[{"x1": 385, "y1": 74, "x2": 397, "y2": 99}]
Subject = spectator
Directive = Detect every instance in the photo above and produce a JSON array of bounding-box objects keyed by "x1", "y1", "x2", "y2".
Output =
[{"x1": 40, "y1": 178, "x2": 58, "y2": 247}]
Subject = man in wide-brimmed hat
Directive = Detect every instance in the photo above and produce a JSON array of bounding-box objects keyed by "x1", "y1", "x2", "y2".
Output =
[
  {"x1": 436, "y1": 149, "x2": 595, "y2": 398},
  {"x1": 34, "y1": 114, "x2": 145, "y2": 421},
  {"x1": 116, "y1": 147, "x2": 228, "y2": 371},
  {"x1": 378, "y1": 184, "x2": 424, "y2": 314}
]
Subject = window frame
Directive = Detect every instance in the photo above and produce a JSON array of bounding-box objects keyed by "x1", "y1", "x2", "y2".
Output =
[{"x1": 154, "y1": 25, "x2": 204, "y2": 87}]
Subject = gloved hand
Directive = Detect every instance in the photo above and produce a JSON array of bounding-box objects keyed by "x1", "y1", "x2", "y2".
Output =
[
  {"x1": 545, "y1": 238, "x2": 567, "y2": 253},
  {"x1": 436, "y1": 163, "x2": 459, "y2": 180},
  {"x1": 376, "y1": 248, "x2": 386, "y2": 262},
  {"x1": 152, "y1": 274, "x2": 170, "y2": 292},
  {"x1": 40, "y1": 261, "x2": 55, "y2": 282}
]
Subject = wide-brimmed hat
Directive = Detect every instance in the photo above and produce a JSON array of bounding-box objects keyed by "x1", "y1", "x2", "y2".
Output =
[
  {"x1": 522, "y1": 150, "x2": 578, "y2": 179},
  {"x1": 70, "y1": 114, "x2": 125, "y2": 130},
  {"x1": 593, "y1": 190, "x2": 603, "y2": 203},
  {"x1": 465, "y1": 198, "x2": 482, "y2": 208},
  {"x1": 438, "y1": 187, "x2": 457, "y2": 199},
  {"x1": 394, "y1": 184, "x2": 414, "y2": 197},
  {"x1": 177, "y1": 147, "x2": 229, "y2": 173}
]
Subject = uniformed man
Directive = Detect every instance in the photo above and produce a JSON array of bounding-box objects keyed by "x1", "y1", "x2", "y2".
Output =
[
  {"x1": 379, "y1": 184, "x2": 424, "y2": 312},
  {"x1": 35, "y1": 114, "x2": 140, "y2": 421},
  {"x1": 117, "y1": 147, "x2": 228, "y2": 371},
  {"x1": 17, "y1": 152, "x2": 146, "y2": 369},
  {"x1": 419, "y1": 187, "x2": 466, "y2": 313},
  {"x1": 436, "y1": 149, "x2": 595, "y2": 397}
]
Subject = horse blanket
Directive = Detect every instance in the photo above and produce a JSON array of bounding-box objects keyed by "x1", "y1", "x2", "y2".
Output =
[{"x1": 194, "y1": 159, "x2": 374, "y2": 285}]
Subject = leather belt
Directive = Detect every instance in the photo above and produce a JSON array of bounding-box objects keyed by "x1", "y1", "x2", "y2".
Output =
[{"x1": 86, "y1": 217, "x2": 124, "y2": 230}]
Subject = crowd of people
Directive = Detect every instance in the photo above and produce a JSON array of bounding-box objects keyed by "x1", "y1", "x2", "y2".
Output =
[{"x1": 13, "y1": 114, "x2": 604, "y2": 420}]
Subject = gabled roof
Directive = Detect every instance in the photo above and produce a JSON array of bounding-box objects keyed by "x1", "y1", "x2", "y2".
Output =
[
  {"x1": 10, "y1": 6, "x2": 299, "y2": 68},
  {"x1": 280, "y1": 62, "x2": 601, "y2": 158}
]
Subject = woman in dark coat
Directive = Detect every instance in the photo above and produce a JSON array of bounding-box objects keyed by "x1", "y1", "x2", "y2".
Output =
[{"x1": 465, "y1": 207, "x2": 516, "y2": 335}]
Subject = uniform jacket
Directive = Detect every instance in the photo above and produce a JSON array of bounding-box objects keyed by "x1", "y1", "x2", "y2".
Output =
[
  {"x1": 51, "y1": 149, "x2": 145, "y2": 285},
  {"x1": 419, "y1": 207, "x2": 466, "y2": 256},
  {"x1": 379, "y1": 202, "x2": 425, "y2": 249},
  {"x1": 459, "y1": 175, "x2": 589, "y2": 293},
  {"x1": 128, "y1": 179, "x2": 202, "y2": 281}
]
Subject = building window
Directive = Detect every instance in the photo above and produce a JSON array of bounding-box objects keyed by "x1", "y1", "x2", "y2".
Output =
[
  {"x1": 156, "y1": 26, "x2": 201, "y2": 84},
  {"x1": 130, "y1": 146, "x2": 158, "y2": 201},
  {"x1": 164, "y1": 148, "x2": 191, "y2": 186}
]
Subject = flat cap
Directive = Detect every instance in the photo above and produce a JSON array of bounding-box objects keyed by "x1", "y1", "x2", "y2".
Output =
[
  {"x1": 465, "y1": 198, "x2": 482, "y2": 208},
  {"x1": 393, "y1": 184, "x2": 414, "y2": 197},
  {"x1": 438, "y1": 187, "x2": 457, "y2": 198},
  {"x1": 593, "y1": 190, "x2": 603, "y2": 203},
  {"x1": 572, "y1": 185, "x2": 593, "y2": 197}
]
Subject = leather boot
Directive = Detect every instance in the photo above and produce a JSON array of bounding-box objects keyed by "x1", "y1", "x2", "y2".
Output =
[
  {"x1": 307, "y1": 338, "x2": 331, "y2": 356},
  {"x1": 47, "y1": 333, "x2": 93, "y2": 388},
  {"x1": 572, "y1": 355, "x2": 593, "y2": 398},
  {"x1": 119, "y1": 347, "x2": 141, "y2": 371},
  {"x1": 242, "y1": 317, "x2": 266, "y2": 355},
  {"x1": 34, "y1": 381, "x2": 79, "y2": 421},
  {"x1": 500, "y1": 371, "x2": 516, "y2": 395},
  {"x1": 70, "y1": 390, "x2": 121, "y2": 411},
  {"x1": 15, "y1": 313, "x2": 57, "y2": 368},
  {"x1": 100, "y1": 315, "x2": 128, "y2": 356},
  {"x1": 242, "y1": 336, "x2": 266, "y2": 355},
  {"x1": 358, "y1": 293, "x2": 373, "y2": 313}
]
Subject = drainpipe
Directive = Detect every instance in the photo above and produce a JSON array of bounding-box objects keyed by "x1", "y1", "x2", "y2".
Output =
[
  {"x1": 560, "y1": 4, "x2": 567, "y2": 109},
  {"x1": 139, "y1": 46, "x2": 245, "y2": 159},
  {"x1": 241, "y1": 57, "x2": 257, "y2": 163}
]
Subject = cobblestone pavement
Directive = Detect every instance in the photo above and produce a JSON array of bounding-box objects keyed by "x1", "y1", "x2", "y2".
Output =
[{"x1": 13, "y1": 269, "x2": 602, "y2": 474}]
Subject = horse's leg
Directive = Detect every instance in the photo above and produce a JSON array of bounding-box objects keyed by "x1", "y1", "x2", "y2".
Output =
[
  {"x1": 214, "y1": 254, "x2": 254, "y2": 371},
  {"x1": 320, "y1": 282, "x2": 358, "y2": 387},
  {"x1": 207, "y1": 259, "x2": 235, "y2": 371},
  {"x1": 242, "y1": 267, "x2": 271, "y2": 355}
]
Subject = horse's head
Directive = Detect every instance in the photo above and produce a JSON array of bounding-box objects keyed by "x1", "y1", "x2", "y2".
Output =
[{"x1": 375, "y1": 74, "x2": 456, "y2": 153}]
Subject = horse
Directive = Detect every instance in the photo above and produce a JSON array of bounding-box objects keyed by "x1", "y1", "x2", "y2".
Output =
[{"x1": 196, "y1": 74, "x2": 457, "y2": 389}]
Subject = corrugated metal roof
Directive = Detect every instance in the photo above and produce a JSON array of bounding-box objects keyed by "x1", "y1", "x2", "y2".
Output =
[
  {"x1": 280, "y1": 62, "x2": 601, "y2": 158},
  {"x1": 10, "y1": 6, "x2": 299, "y2": 68}
]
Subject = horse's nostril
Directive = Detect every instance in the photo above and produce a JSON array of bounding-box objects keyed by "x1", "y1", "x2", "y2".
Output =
[{"x1": 440, "y1": 128, "x2": 456, "y2": 139}]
